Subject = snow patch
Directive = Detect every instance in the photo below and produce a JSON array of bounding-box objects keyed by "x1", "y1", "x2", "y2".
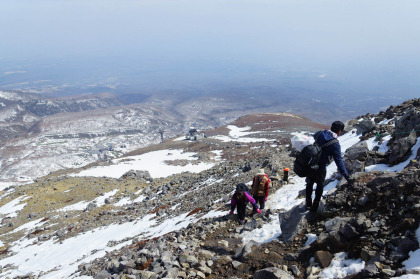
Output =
[
  {"x1": 58, "y1": 190, "x2": 118, "y2": 212},
  {"x1": 0, "y1": 196, "x2": 29, "y2": 218},
  {"x1": 72, "y1": 149, "x2": 216, "y2": 179},
  {"x1": 320, "y1": 252, "x2": 365, "y2": 278},
  {"x1": 366, "y1": 137, "x2": 420, "y2": 172}
]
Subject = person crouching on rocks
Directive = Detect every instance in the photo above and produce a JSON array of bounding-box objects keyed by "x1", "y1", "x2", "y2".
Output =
[{"x1": 229, "y1": 183, "x2": 261, "y2": 224}]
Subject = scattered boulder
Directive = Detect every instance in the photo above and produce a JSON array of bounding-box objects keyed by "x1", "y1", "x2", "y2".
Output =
[
  {"x1": 94, "y1": 269, "x2": 112, "y2": 279},
  {"x1": 278, "y1": 203, "x2": 307, "y2": 243},
  {"x1": 235, "y1": 240, "x2": 258, "y2": 259},
  {"x1": 389, "y1": 130, "x2": 418, "y2": 165},
  {"x1": 28, "y1": 212, "x2": 38, "y2": 219},
  {"x1": 314, "y1": 251, "x2": 333, "y2": 268},
  {"x1": 395, "y1": 107, "x2": 420, "y2": 140},
  {"x1": 232, "y1": 261, "x2": 250, "y2": 272},
  {"x1": 85, "y1": 202, "x2": 97, "y2": 212},
  {"x1": 324, "y1": 217, "x2": 352, "y2": 233},
  {"x1": 340, "y1": 223, "x2": 360, "y2": 239},
  {"x1": 253, "y1": 267, "x2": 294, "y2": 279},
  {"x1": 355, "y1": 119, "x2": 377, "y2": 135},
  {"x1": 120, "y1": 170, "x2": 153, "y2": 182},
  {"x1": 346, "y1": 141, "x2": 370, "y2": 161}
]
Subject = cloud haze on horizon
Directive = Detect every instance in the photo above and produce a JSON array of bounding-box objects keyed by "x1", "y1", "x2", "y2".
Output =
[{"x1": 1, "y1": 0, "x2": 419, "y2": 101}]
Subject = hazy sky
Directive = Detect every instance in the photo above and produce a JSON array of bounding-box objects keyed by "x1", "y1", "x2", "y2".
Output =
[{"x1": 1, "y1": 0, "x2": 420, "y2": 99}]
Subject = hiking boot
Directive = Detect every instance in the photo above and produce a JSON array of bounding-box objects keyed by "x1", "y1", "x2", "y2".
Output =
[
  {"x1": 306, "y1": 211, "x2": 317, "y2": 223},
  {"x1": 306, "y1": 199, "x2": 312, "y2": 210},
  {"x1": 310, "y1": 201, "x2": 319, "y2": 213}
]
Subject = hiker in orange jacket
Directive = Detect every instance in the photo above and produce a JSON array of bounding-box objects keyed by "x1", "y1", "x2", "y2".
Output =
[{"x1": 251, "y1": 169, "x2": 270, "y2": 213}]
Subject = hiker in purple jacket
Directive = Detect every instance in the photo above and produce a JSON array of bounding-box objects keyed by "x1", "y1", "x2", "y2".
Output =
[{"x1": 230, "y1": 183, "x2": 261, "y2": 224}]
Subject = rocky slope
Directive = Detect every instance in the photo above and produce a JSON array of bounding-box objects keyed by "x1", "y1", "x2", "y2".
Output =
[
  {"x1": 0, "y1": 99, "x2": 419, "y2": 278},
  {"x1": 77, "y1": 99, "x2": 420, "y2": 279}
]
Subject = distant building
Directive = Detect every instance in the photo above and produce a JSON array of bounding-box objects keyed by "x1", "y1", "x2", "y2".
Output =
[
  {"x1": 185, "y1": 128, "x2": 206, "y2": 140},
  {"x1": 90, "y1": 144, "x2": 114, "y2": 155}
]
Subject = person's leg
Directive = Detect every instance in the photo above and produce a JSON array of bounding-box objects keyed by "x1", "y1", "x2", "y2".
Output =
[
  {"x1": 311, "y1": 171, "x2": 326, "y2": 212},
  {"x1": 252, "y1": 196, "x2": 260, "y2": 216},
  {"x1": 305, "y1": 177, "x2": 314, "y2": 209},
  {"x1": 237, "y1": 203, "x2": 246, "y2": 222},
  {"x1": 258, "y1": 196, "x2": 265, "y2": 210},
  {"x1": 251, "y1": 196, "x2": 265, "y2": 214},
  {"x1": 252, "y1": 195, "x2": 260, "y2": 208},
  {"x1": 311, "y1": 183, "x2": 323, "y2": 212}
]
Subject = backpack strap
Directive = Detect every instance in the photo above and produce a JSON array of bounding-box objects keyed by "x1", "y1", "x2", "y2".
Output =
[
  {"x1": 314, "y1": 131, "x2": 338, "y2": 149},
  {"x1": 314, "y1": 131, "x2": 322, "y2": 142},
  {"x1": 320, "y1": 138, "x2": 338, "y2": 148}
]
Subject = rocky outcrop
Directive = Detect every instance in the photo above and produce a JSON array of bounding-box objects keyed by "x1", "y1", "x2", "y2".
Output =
[
  {"x1": 343, "y1": 141, "x2": 370, "y2": 174},
  {"x1": 253, "y1": 267, "x2": 294, "y2": 279},
  {"x1": 279, "y1": 203, "x2": 308, "y2": 243},
  {"x1": 395, "y1": 107, "x2": 420, "y2": 140},
  {"x1": 355, "y1": 119, "x2": 377, "y2": 135},
  {"x1": 314, "y1": 168, "x2": 420, "y2": 277},
  {"x1": 120, "y1": 170, "x2": 154, "y2": 182},
  {"x1": 389, "y1": 130, "x2": 418, "y2": 165}
]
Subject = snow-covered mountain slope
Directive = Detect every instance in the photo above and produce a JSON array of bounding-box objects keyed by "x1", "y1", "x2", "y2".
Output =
[
  {"x1": 0, "y1": 89, "x2": 328, "y2": 187},
  {"x1": 0, "y1": 99, "x2": 419, "y2": 279}
]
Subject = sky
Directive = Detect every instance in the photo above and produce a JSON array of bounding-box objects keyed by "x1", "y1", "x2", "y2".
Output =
[
  {"x1": 0, "y1": 122, "x2": 420, "y2": 278},
  {"x1": 1, "y1": 0, "x2": 420, "y2": 100},
  {"x1": 2, "y1": 0, "x2": 419, "y2": 61}
]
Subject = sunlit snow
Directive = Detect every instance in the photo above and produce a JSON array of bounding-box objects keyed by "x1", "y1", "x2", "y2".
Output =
[
  {"x1": 211, "y1": 125, "x2": 275, "y2": 143},
  {"x1": 58, "y1": 190, "x2": 118, "y2": 212},
  {"x1": 72, "y1": 149, "x2": 216, "y2": 179},
  {"x1": 0, "y1": 196, "x2": 29, "y2": 218}
]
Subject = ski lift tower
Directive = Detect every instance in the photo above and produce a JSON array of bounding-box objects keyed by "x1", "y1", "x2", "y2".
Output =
[{"x1": 159, "y1": 129, "x2": 165, "y2": 143}]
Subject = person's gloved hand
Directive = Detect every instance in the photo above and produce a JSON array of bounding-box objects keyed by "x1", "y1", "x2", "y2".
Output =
[
  {"x1": 229, "y1": 210, "x2": 233, "y2": 215},
  {"x1": 344, "y1": 174, "x2": 350, "y2": 181},
  {"x1": 344, "y1": 174, "x2": 354, "y2": 189},
  {"x1": 264, "y1": 196, "x2": 267, "y2": 202},
  {"x1": 256, "y1": 209, "x2": 261, "y2": 214}
]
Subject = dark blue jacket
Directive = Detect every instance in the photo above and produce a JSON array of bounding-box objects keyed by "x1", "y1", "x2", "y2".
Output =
[{"x1": 313, "y1": 130, "x2": 348, "y2": 178}]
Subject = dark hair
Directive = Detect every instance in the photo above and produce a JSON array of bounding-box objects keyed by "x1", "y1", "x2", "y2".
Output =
[
  {"x1": 331, "y1": 121, "x2": 345, "y2": 133},
  {"x1": 236, "y1": 183, "x2": 248, "y2": 192},
  {"x1": 234, "y1": 191, "x2": 246, "y2": 202}
]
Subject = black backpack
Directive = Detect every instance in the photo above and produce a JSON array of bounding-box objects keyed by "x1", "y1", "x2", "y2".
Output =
[{"x1": 293, "y1": 133, "x2": 338, "y2": 177}]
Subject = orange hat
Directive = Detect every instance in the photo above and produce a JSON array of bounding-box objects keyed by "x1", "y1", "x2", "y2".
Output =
[{"x1": 284, "y1": 168, "x2": 290, "y2": 172}]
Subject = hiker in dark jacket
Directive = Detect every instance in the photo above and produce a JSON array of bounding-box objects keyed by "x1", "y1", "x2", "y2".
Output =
[
  {"x1": 230, "y1": 183, "x2": 261, "y2": 224},
  {"x1": 306, "y1": 121, "x2": 349, "y2": 213}
]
